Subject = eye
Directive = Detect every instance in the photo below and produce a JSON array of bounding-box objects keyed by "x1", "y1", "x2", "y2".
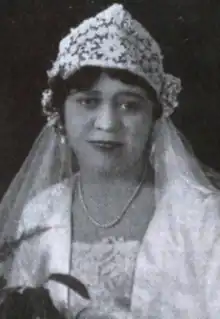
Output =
[
  {"x1": 120, "y1": 101, "x2": 140, "y2": 112},
  {"x1": 76, "y1": 97, "x2": 100, "y2": 109}
]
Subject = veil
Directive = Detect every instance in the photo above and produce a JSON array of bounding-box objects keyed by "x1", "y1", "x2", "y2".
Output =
[
  {"x1": 0, "y1": 121, "x2": 73, "y2": 243},
  {"x1": 151, "y1": 117, "x2": 218, "y2": 204},
  {"x1": 0, "y1": 114, "x2": 218, "y2": 246}
]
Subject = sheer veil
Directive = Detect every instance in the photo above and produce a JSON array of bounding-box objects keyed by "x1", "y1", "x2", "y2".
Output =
[
  {"x1": 0, "y1": 115, "x2": 218, "y2": 245},
  {"x1": 151, "y1": 118, "x2": 218, "y2": 204},
  {"x1": 0, "y1": 121, "x2": 73, "y2": 243}
]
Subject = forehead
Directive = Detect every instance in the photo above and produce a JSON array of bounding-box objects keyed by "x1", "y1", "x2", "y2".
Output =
[{"x1": 88, "y1": 72, "x2": 148, "y2": 97}]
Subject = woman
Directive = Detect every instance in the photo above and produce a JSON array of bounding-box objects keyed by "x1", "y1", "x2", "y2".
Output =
[{"x1": 1, "y1": 3, "x2": 220, "y2": 319}]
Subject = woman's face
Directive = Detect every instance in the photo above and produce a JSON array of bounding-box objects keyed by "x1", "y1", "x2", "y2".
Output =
[{"x1": 64, "y1": 72, "x2": 154, "y2": 174}]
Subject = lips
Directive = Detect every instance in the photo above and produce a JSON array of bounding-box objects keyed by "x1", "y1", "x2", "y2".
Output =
[{"x1": 89, "y1": 140, "x2": 123, "y2": 149}]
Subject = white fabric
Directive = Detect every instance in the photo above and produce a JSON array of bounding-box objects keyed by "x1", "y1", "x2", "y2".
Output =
[
  {"x1": 132, "y1": 181, "x2": 220, "y2": 319},
  {"x1": 5, "y1": 176, "x2": 220, "y2": 319},
  {"x1": 69, "y1": 239, "x2": 140, "y2": 317},
  {"x1": 151, "y1": 119, "x2": 216, "y2": 203}
]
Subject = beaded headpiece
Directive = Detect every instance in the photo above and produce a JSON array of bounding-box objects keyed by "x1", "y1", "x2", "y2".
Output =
[{"x1": 41, "y1": 3, "x2": 182, "y2": 122}]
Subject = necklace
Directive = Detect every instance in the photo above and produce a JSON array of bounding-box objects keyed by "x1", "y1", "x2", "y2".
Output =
[{"x1": 77, "y1": 166, "x2": 147, "y2": 229}]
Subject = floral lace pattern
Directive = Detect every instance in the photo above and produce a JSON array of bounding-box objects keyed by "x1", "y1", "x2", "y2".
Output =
[
  {"x1": 69, "y1": 237, "x2": 140, "y2": 314},
  {"x1": 42, "y1": 4, "x2": 181, "y2": 120}
]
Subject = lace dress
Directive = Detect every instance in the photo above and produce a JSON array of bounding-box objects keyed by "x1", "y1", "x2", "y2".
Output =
[{"x1": 69, "y1": 237, "x2": 140, "y2": 316}]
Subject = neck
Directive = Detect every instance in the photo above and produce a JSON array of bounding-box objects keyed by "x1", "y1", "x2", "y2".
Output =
[
  {"x1": 76, "y1": 158, "x2": 155, "y2": 227},
  {"x1": 78, "y1": 158, "x2": 153, "y2": 197}
]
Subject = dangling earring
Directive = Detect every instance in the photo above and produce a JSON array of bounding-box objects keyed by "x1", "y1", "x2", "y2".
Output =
[
  {"x1": 55, "y1": 119, "x2": 67, "y2": 144},
  {"x1": 60, "y1": 131, "x2": 67, "y2": 145},
  {"x1": 56, "y1": 120, "x2": 73, "y2": 179}
]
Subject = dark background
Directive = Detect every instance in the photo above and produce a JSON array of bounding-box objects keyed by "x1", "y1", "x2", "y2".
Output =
[{"x1": 0, "y1": 0, "x2": 220, "y2": 198}]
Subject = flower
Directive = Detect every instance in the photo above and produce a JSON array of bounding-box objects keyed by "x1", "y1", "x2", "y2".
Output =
[
  {"x1": 100, "y1": 37, "x2": 126, "y2": 60},
  {"x1": 47, "y1": 61, "x2": 60, "y2": 78},
  {"x1": 159, "y1": 74, "x2": 182, "y2": 117},
  {"x1": 41, "y1": 89, "x2": 53, "y2": 108},
  {"x1": 95, "y1": 24, "x2": 109, "y2": 37}
]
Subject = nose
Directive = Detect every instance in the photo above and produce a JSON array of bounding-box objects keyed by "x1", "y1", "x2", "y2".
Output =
[{"x1": 94, "y1": 103, "x2": 121, "y2": 132}]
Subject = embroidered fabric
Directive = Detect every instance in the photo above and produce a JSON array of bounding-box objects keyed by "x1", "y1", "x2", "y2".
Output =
[{"x1": 69, "y1": 238, "x2": 140, "y2": 315}]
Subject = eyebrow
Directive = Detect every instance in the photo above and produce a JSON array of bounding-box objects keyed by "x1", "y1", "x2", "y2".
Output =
[
  {"x1": 74, "y1": 89, "x2": 147, "y2": 101},
  {"x1": 116, "y1": 91, "x2": 147, "y2": 101},
  {"x1": 74, "y1": 90, "x2": 100, "y2": 96}
]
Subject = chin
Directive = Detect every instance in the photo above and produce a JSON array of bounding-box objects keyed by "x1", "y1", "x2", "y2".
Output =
[
  {"x1": 90, "y1": 160, "x2": 135, "y2": 177},
  {"x1": 78, "y1": 150, "x2": 137, "y2": 176},
  {"x1": 91, "y1": 164, "x2": 121, "y2": 175}
]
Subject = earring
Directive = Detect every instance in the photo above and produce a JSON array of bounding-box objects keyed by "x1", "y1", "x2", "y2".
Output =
[
  {"x1": 58, "y1": 125, "x2": 67, "y2": 144},
  {"x1": 60, "y1": 133, "x2": 67, "y2": 144},
  {"x1": 47, "y1": 112, "x2": 67, "y2": 144},
  {"x1": 54, "y1": 118, "x2": 67, "y2": 144}
]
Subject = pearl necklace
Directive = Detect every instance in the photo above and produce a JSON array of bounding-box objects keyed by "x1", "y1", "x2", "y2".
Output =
[{"x1": 77, "y1": 167, "x2": 147, "y2": 229}]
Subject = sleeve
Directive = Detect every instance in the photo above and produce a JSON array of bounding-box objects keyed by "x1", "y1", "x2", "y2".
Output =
[
  {"x1": 5, "y1": 186, "x2": 57, "y2": 288},
  {"x1": 6, "y1": 233, "x2": 50, "y2": 288},
  {"x1": 198, "y1": 193, "x2": 220, "y2": 318}
]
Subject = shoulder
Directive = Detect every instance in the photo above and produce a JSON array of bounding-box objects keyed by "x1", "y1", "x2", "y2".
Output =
[
  {"x1": 18, "y1": 175, "x2": 77, "y2": 234},
  {"x1": 26, "y1": 178, "x2": 71, "y2": 207},
  {"x1": 155, "y1": 180, "x2": 220, "y2": 239},
  {"x1": 172, "y1": 183, "x2": 220, "y2": 252}
]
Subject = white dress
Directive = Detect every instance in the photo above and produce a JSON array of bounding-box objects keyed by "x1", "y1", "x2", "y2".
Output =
[{"x1": 5, "y1": 177, "x2": 220, "y2": 318}]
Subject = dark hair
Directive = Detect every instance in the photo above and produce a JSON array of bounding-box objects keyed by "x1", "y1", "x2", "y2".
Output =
[{"x1": 49, "y1": 66, "x2": 162, "y2": 124}]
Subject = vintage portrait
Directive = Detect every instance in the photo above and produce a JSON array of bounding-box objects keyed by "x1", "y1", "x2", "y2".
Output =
[{"x1": 0, "y1": 1, "x2": 220, "y2": 318}]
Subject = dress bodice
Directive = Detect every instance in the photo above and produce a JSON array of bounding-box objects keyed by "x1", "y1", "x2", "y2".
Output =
[{"x1": 69, "y1": 237, "x2": 140, "y2": 316}]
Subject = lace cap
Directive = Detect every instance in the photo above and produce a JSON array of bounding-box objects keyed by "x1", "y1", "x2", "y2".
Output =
[{"x1": 41, "y1": 3, "x2": 181, "y2": 119}]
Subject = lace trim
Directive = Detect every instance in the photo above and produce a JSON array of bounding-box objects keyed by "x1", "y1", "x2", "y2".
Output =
[{"x1": 69, "y1": 239, "x2": 140, "y2": 313}]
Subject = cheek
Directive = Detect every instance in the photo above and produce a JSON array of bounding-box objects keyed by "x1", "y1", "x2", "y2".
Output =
[
  {"x1": 64, "y1": 101, "x2": 80, "y2": 141},
  {"x1": 125, "y1": 112, "x2": 153, "y2": 144},
  {"x1": 64, "y1": 101, "x2": 93, "y2": 142}
]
